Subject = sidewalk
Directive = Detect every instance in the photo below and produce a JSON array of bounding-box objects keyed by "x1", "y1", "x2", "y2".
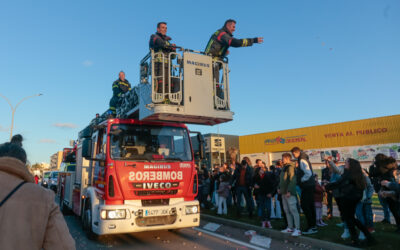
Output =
[{"x1": 201, "y1": 213, "x2": 358, "y2": 250}]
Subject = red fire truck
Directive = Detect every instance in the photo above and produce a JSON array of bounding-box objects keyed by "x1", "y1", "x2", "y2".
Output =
[{"x1": 58, "y1": 48, "x2": 232, "y2": 237}]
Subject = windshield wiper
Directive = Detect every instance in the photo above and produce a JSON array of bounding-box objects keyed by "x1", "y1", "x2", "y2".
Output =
[{"x1": 162, "y1": 157, "x2": 184, "y2": 162}]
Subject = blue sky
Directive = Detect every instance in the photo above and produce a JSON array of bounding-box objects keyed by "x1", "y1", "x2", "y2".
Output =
[{"x1": 1, "y1": 0, "x2": 399, "y2": 164}]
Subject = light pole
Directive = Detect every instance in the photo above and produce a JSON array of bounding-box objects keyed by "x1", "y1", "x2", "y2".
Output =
[{"x1": 0, "y1": 93, "x2": 43, "y2": 140}]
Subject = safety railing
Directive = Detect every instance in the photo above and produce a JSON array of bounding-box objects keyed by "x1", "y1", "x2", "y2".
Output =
[
  {"x1": 168, "y1": 52, "x2": 183, "y2": 104},
  {"x1": 151, "y1": 51, "x2": 167, "y2": 103},
  {"x1": 212, "y1": 58, "x2": 229, "y2": 110}
]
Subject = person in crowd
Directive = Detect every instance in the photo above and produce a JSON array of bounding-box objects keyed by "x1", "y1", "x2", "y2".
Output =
[
  {"x1": 254, "y1": 165, "x2": 275, "y2": 228},
  {"x1": 291, "y1": 147, "x2": 317, "y2": 235},
  {"x1": 326, "y1": 158, "x2": 375, "y2": 246},
  {"x1": 217, "y1": 174, "x2": 230, "y2": 215},
  {"x1": 321, "y1": 159, "x2": 333, "y2": 220},
  {"x1": 228, "y1": 162, "x2": 238, "y2": 206},
  {"x1": 324, "y1": 157, "x2": 352, "y2": 239},
  {"x1": 356, "y1": 169, "x2": 375, "y2": 240},
  {"x1": 370, "y1": 154, "x2": 393, "y2": 224},
  {"x1": 314, "y1": 174, "x2": 328, "y2": 227},
  {"x1": 109, "y1": 71, "x2": 131, "y2": 116},
  {"x1": 0, "y1": 135, "x2": 75, "y2": 250},
  {"x1": 371, "y1": 154, "x2": 400, "y2": 232},
  {"x1": 34, "y1": 174, "x2": 39, "y2": 184},
  {"x1": 271, "y1": 161, "x2": 284, "y2": 221},
  {"x1": 279, "y1": 153, "x2": 301, "y2": 237},
  {"x1": 231, "y1": 159, "x2": 254, "y2": 217}
]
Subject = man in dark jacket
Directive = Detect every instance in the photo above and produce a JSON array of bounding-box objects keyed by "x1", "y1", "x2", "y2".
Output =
[
  {"x1": 231, "y1": 159, "x2": 254, "y2": 217},
  {"x1": 204, "y1": 19, "x2": 263, "y2": 98},
  {"x1": 109, "y1": 71, "x2": 131, "y2": 116},
  {"x1": 205, "y1": 19, "x2": 263, "y2": 59},
  {"x1": 291, "y1": 147, "x2": 317, "y2": 234},
  {"x1": 149, "y1": 22, "x2": 177, "y2": 95}
]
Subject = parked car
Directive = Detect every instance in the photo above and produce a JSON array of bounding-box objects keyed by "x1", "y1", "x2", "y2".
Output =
[{"x1": 41, "y1": 171, "x2": 60, "y2": 192}]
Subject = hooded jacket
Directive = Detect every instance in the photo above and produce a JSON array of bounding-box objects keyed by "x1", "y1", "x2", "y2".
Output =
[{"x1": 0, "y1": 157, "x2": 75, "y2": 250}]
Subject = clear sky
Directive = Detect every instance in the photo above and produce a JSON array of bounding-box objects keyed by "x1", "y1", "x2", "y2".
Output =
[{"x1": 1, "y1": 0, "x2": 399, "y2": 164}]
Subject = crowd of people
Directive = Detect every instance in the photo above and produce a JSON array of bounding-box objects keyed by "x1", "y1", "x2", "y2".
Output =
[{"x1": 196, "y1": 146, "x2": 400, "y2": 247}]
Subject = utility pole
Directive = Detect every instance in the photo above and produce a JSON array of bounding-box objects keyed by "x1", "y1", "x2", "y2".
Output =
[{"x1": 0, "y1": 93, "x2": 43, "y2": 140}]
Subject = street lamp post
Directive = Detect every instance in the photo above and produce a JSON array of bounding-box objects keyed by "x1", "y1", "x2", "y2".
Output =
[{"x1": 0, "y1": 93, "x2": 43, "y2": 140}]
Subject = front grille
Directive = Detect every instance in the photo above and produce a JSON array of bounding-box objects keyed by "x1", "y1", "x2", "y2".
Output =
[
  {"x1": 136, "y1": 214, "x2": 177, "y2": 227},
  {"x1": 134, "y1": 190, "x2": 178, "y2": 196},
  {"x1": 141, "y1": 199, "x2": 170, "y2": 206}
]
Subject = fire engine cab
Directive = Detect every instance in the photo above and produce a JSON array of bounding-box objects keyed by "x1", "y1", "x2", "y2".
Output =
[{"x1": 57, "y1": 48, "x2": 232, "y2": 237}]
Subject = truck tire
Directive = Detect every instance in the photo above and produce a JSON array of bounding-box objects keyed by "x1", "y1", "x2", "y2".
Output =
[{"x1": 82, "y1": 200, "x2": 98, "y2": 240}]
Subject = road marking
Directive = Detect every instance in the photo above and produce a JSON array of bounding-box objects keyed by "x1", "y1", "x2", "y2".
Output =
[{"x1": 194, "y1": 227, "x2": 267, "y2": 250}]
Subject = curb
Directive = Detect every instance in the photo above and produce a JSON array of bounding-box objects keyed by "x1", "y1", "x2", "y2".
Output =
[{"x1": 201, "y1": 214, "x2": 358, "y2": 250}]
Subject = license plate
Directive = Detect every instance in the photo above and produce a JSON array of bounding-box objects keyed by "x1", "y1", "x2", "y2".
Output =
[{"x1": 144, "y1": 208, "x2": 169, "y2": 217}]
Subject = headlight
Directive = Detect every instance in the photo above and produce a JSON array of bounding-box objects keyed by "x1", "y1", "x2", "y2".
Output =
[
  {"x1": 51, "y1": 180, "x2": 56, "y2": 184},
  {"x1": 185, "y1": 205, "x2": 199, "y2": 214},
  {"x1": 43, "y1": 181, "x2": 47, "y2": 185},
  {"x1": 100, "y1": 209, "x2": 126, "y2": 220}
]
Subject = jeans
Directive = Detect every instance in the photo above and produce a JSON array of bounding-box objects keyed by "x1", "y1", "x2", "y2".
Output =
[
  {"x1": 236, "y1": 186, "x2": 254, "y2": 215},
  {"x1": 379, "y1": 195, "x2": 391, "y2": 222},
  {"x1": 341, "y1": 198, "x2": 371, "y2": 242},
  {"x1": 356, "y1": 202, "x2": 374, "y2": 228},
  {"x1": 257, "y1": 194, "x2": 271, "y2": 221},
  {"x1": 218, "y1": 196, "x2": 227, "y2": 215}
]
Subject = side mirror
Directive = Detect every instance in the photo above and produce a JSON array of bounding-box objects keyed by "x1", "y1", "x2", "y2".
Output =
[{"x1": 82, "y1": 139, "x2": 92, "y2": 159}]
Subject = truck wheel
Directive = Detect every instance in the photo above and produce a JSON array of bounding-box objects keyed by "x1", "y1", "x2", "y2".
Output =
[{"x1": 82, "y1": 201, "x2": 98, "y2": 240}]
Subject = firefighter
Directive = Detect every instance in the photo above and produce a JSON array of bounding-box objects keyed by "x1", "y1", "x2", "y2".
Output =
[
  {"x1": 109, "y1": 71, "x2": 131, "y2": 116},
  {"x1": 205, "y1": 19, "x2": 263, "y2": 99},
  {"x1": 149, "y1": 22, "x2": 177, "y2": 97},
  {"x1": 205, "y1": 19, "x2": 263, "y2": 58}
]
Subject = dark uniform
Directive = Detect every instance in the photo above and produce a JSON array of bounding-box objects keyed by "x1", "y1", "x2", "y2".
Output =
[
  {"x1": 205, "y1": 26, "x2": 258, "y2": 59},
  {"x1": 149, "y1": 33, "x2": 176, "y2": 94},
  {"x1": 205, "y1": 27, "x2": 259, "y2": 99},
  {"x1": 109, "y1": 78, "x2": 131, "y2": 115}
]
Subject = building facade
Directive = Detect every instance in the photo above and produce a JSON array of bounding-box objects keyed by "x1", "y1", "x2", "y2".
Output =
[
  {"x1": 239, "y1": 115, "x2": 400, "y2": 168},
  {"x1": 202, "y1": 133, "x2": 239, "y2": 169},
  {"x1": 49, "y1": 151, "x2": 63, "y2": 169}
]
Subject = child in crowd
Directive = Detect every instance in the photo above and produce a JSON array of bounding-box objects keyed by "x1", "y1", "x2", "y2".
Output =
[
  {"x1": 314, "y1": 174, "x2": 328, "y2": 227},
  {"x1": 217, "y1": 174, "x2": 230, "y2": 215}
]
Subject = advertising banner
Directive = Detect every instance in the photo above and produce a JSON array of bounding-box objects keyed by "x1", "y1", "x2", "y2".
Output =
[{"x1": 239, "y1": 115, "x2": 400, "y2": 154}]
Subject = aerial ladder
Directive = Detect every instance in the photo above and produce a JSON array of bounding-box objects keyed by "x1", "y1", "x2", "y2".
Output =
[{"x1": 105, "y1": 47, "x2": 233, "y2": 126}]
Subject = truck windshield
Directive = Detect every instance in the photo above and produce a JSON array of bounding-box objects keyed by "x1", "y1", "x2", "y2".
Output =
[
  {"x1": 109, "y1": 124, "x2": 192, "y2": 162},
  {"x1": 51, "y1": 172, "x2": 59, "y2": 178}
]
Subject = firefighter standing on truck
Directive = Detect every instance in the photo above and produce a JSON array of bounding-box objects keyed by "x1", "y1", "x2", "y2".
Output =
[
  {"x1": 109, "y1": 71, "x2": 131, "y2": 116},
  {"x1": 205, "y1": 19, "x2": 263, "y2": 98},
  {"x1": 149, "y1": 22, "x2": 177, "y2": 99}
]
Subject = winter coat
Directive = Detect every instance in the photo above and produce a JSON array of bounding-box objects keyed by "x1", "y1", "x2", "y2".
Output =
[
  {"x1": 217, "y1": 181, "x2": 230, "y2": 198},
  {"x1": 0, "y1": 157, "x2": 75, "y2": 250},
  {"x1": 279, "y1": 163, "x2": 297, "y2": 196},
  {"x1": 231, "y1": 164, "x2": 253, "y2": 188},
  {"x1": 253, "y1": 172, "x2": 276, "y2": 197},
  {"x1": 325, "y1": 170, "x2": 363, "y2": 200}
]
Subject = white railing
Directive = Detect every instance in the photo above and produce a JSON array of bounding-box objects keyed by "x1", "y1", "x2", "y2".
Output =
[{"x1": 212, "y1": 59, "x2": 229, "y2": 110}]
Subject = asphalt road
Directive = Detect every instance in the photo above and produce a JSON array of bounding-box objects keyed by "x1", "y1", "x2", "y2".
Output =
[{"x1": 64, "y1": 215, "x2": 312, "y2": 250}]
